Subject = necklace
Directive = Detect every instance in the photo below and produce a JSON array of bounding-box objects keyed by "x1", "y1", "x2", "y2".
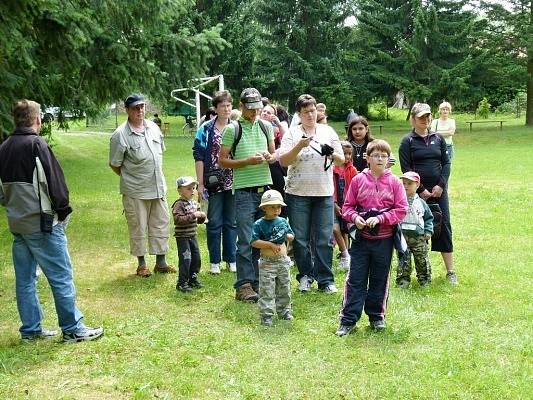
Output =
[{"x1": 353, "y1": 142, "x2": 364, "y2": 158}]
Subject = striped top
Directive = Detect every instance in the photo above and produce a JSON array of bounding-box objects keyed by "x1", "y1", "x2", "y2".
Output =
[{"x1": 221, "y1": 117, "x2": 273, "y2": 190}]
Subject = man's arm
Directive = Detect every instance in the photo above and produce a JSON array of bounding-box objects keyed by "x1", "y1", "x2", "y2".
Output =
[{"x1": 109, "y1": 163, "x2": 121, "y2": 175}]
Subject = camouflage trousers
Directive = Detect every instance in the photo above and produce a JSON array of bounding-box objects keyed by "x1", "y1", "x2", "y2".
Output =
[
  {"x1": 258, "y1": 254, "x2": 292, "y2": 318},
  {"x1": 396, "y1": 235, "x2": 432, "y2": 284}
]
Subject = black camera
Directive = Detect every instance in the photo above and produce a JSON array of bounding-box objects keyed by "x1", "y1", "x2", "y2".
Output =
[{"x1": 320, "y1": 143, "x2": 334, "y2": 157}]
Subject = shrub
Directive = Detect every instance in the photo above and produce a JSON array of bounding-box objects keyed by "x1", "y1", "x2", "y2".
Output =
[{"x1": 477, "y1": 97, "x2": 491, "y2": 119}]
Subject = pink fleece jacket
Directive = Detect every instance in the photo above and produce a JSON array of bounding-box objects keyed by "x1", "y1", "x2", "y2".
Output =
[{"x1": 342, "y1": 168, "x2": 408, "y2": 239}]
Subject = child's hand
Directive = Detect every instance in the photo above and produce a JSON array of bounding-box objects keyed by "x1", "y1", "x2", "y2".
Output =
[
  {"x1": 195, "y1": 211, "x2": 206, "y2": 219},
  {"x1": 420, "y1": 189, "x2": 432, "y2": 200},
  {"x1": 270, "y1": 242, "x2": 282, "y2": 254},
  {"x1": 431, "y1": 185, "x2": 443, "y2": 198},
  {"x1": 424, "y1": 233, "x2": 432, "y2": 241},
  {"x1": 365, "y1": 216, "x2": 380, "y2": 228},
  {"x1": 354, "y1": 215, "x2": 366, "y2": 229},
  {"x1": 286, "y1": 233, "x2": 294, "y2": 242}
]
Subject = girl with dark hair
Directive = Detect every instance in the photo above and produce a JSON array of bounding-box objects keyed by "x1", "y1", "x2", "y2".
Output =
[{"x1": 346, "y1": 116, "x2": 374, "y2": 172}]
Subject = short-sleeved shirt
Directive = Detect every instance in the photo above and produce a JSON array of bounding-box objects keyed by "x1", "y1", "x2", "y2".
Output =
[
  {"x1": 280, "y1": 123, "x2": 342, "y2": 197},
  {"x1": 430, "y1": 118, "x2": 455, "y2": 145},
  {"x1": 109, "y1": 120, "x2": 167, "y2": 199},
  {"x1": 251, "y1": 216, "x2": 294, "y2": 245},
  {"x1": 220, "y1": 118, "x2": 273, "y2": 190}
]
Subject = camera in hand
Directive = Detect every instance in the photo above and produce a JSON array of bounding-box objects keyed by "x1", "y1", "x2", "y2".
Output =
[{"x1": 320, "y1": 143, "x2": 334, "y2": 157}]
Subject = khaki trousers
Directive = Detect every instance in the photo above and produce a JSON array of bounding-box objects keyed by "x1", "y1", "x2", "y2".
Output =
[{"x1": 122, "y1": 195, "x2": 170, "y2": 256}]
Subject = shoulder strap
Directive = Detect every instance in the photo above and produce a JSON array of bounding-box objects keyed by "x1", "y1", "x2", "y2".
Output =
[{"x1": 230, "y1": 120, "x2": 241, "y2": 158}]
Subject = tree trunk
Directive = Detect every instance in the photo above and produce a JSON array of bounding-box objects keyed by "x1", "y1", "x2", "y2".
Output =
[{"x1": 527, "y1": 0, "x2": 533, "y2": 126}]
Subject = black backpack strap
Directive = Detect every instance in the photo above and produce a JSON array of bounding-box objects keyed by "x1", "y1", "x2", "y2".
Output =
[{"x1": 229, "y1": 120, "x2": 241, "y2": 158}]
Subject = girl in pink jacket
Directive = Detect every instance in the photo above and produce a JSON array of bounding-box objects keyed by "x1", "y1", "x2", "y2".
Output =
[{"x1": 336, "y1": 139, "x2": 408, "y2": 336}]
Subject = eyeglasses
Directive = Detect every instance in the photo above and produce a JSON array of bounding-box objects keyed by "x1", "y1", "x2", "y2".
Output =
[{"x1": 369, "y1": 154, "x2": 389, "y2": 160}]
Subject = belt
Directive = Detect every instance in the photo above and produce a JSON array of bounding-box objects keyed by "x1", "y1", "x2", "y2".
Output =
[{"x1": 238, "y1": 185, "x2": 270, "y2": 193}]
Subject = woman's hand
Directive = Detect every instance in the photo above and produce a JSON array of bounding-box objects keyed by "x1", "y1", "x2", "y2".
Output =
[
  {"x1": 420, "y1": 189, "x2": 432, "y2": 200},
  {"x1": 298, "y1": 136, "x2": 311, "y2": 149},
  {"x1": 431, "y1": 185, "x2": 443, "y2": 198},
  {"x1": 334, "y1": 204, "x2": 341, "y2": 216}
]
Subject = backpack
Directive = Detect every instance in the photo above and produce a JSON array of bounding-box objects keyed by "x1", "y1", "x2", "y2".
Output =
[{"x1": 230, "y1": 119, "x2": 269, "y2": 158}]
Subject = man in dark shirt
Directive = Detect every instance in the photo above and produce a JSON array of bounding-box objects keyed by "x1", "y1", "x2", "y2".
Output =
[{"x1": 0, "y1": 100, "x2": 104, "y2": 342}]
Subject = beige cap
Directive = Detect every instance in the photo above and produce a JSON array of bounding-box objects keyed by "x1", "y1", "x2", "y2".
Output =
[{"x1": 259, "y1": 190, "x2": 286, "y2": 208}]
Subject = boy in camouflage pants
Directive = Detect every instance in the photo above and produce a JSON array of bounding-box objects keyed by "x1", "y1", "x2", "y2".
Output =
[
  {"x1": 251, "y1": 190, "x2": 294, "y2": 326},
  {"x1": 397, "y1": 172, "x2": 434, "y2": 288}
]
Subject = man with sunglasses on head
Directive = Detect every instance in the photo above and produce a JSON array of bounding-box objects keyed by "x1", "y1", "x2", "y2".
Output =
[
  {"x1": 218, "y1": 88, "x2": 275, "y2": 302},
  {"x1": 109, "y1": 93, "x2": 175, "y2": 277}
]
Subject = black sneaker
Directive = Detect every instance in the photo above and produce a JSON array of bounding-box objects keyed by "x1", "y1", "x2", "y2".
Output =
[
  {"x1": 279, "y1": 311, "x2": 294, "y2": 321},
  {"x1": 261, "y1": 316, "x2": 273, "y2": 326},
  {"x1": 418, "y1": 279, "x2": 431, "y2": 288},
  {"x1": 176, "y1": 282, "x2": 193, "y2": 293},
  {"x1": 396, "y1": 279, "x2": 410, "y2": 289},
  {"x1": 446, "y1": 271, "x2": 459, "y2": 285},
  {"x1": 188, "y1": 279, "x2": 204, "y2": 289},
  {"x1": 369, "y1": 320, "x2": 386, "y2": 331},
  {"x1": 21, "y1": 328, "x2": 58, "y2": 341},
  {"x1": 335, "y1": 324, "x2": 356, "y2": 337},
  {"x1": 62, "y1": 326, "x2": 104, "y2": 343}
]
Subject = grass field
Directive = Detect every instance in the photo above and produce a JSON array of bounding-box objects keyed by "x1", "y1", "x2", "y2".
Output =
[{"x1": 0, "y1": 116, "x2": 532, "y2": 399}]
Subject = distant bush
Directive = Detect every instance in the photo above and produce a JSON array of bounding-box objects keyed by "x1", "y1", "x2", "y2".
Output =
[
  {"x1": 368, "y1": 100, "x2": 389, "y2": 120},
  {"x1": 477, "y1": 97, "x2": 490, "y2": 119},
  {"x1": 495, "y1": 92, "x2": 526, "y2": 116}
]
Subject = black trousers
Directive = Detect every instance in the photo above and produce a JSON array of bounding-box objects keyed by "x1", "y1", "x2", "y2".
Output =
[
  {"x1": 339, "y1": 236, "x2": 393, "y2": 326},
  {"x1": 176, "y1": 236, "x2": 201, "y2": 285}
]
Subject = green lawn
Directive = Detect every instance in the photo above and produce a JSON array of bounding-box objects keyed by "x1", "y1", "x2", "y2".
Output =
[{"x1": 0, "y1": 117, "x2": 532, "y2": 399}]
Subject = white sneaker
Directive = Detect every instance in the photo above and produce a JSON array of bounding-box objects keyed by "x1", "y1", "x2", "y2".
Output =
[
  {"x1": 339, "y1": 255, "x2": 351, "y2": 271},
  {"x1": 210, "y1": 263, "x2": 221, "y2": 274},
  {"x1": 227, "y1": 262, "x2": 237, "y2": 272}
]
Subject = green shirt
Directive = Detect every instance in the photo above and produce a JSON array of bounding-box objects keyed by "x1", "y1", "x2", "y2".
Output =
[{"x1": 221, "y1": 118, "x2": 273, "y2": 190}]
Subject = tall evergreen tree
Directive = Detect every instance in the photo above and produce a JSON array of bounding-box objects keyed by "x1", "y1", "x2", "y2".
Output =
[
  {"x1": 355, "y1": 0, "x2": 480, "y2": 113},
  {"x1": 0, "y1": 0, "x2": 227, "y2": 139}
]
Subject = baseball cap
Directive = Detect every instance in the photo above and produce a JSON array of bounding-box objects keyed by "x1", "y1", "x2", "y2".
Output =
[
  {"x1": 240, "y1": 88, "x2": 263, "y2": 110},
  {"x1": 176, "y1": 176, "x2": 197, "y2": 188},
  {"x1": 411, "y1": 103, "x2": 431, "y2": 117},
  {"x1": 259, "y1": 190, "x2": 286, "y2": 208},
  {"x1": 400, "y1": 171, "x2": 421, "y2": 184},
  {"x1": 124, "y1": 93, "x2": 146, "y2": 108}
]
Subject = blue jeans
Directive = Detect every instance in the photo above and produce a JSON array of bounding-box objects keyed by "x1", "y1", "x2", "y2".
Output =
[
  {"x1": 234, "y1": 190, "x2": 263, "y2": 289},
  {"x1": 285, "y1": 194, "x2": 335, "y2": 288},
  {"x1": 206, "y1": 189, "x2": 236, "y2": 264},
  {"x1": 446, "y1": 144, "x2": 455, "y2": 161},
  {"x1": 12, "y1": 224, "x2": 84, "y2": 336}
]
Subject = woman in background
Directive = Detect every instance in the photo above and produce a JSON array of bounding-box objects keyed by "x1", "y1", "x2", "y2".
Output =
[{"x1": 431, "y1": 101, "x2": 456, "y2": 162}]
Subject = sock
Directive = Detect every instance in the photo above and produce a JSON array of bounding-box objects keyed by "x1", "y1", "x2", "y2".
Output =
[
  {"x1": 137, "y1": 256, "x2": 146, "y2": 267},
  {"x1": 156, "y1": 254, "x2": 167, "y2": 267},
  {"x1": 341, "y1": 250, "x2": 349, "y2": 258}
]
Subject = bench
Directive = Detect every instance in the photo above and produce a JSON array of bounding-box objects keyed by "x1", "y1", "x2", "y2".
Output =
[
  {"x1": 370, "y1": 124, "x2": 384, "y2": 135},
  {"x1": 465, "y1": 120, "x2": 505, "y2": 132}
]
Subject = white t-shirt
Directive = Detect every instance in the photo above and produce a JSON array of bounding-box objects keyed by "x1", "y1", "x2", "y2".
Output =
[
  {"x1": 431, "y1": 118, "x2": 456, "y2": 145},
  {"x1": 280, "y1": 124, "x2": 342, "y2": 197}
]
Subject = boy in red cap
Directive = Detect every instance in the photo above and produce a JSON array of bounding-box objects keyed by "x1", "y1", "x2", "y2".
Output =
[{"x1": 396, "y1": 171, "x2": 434, "y2": 288}]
